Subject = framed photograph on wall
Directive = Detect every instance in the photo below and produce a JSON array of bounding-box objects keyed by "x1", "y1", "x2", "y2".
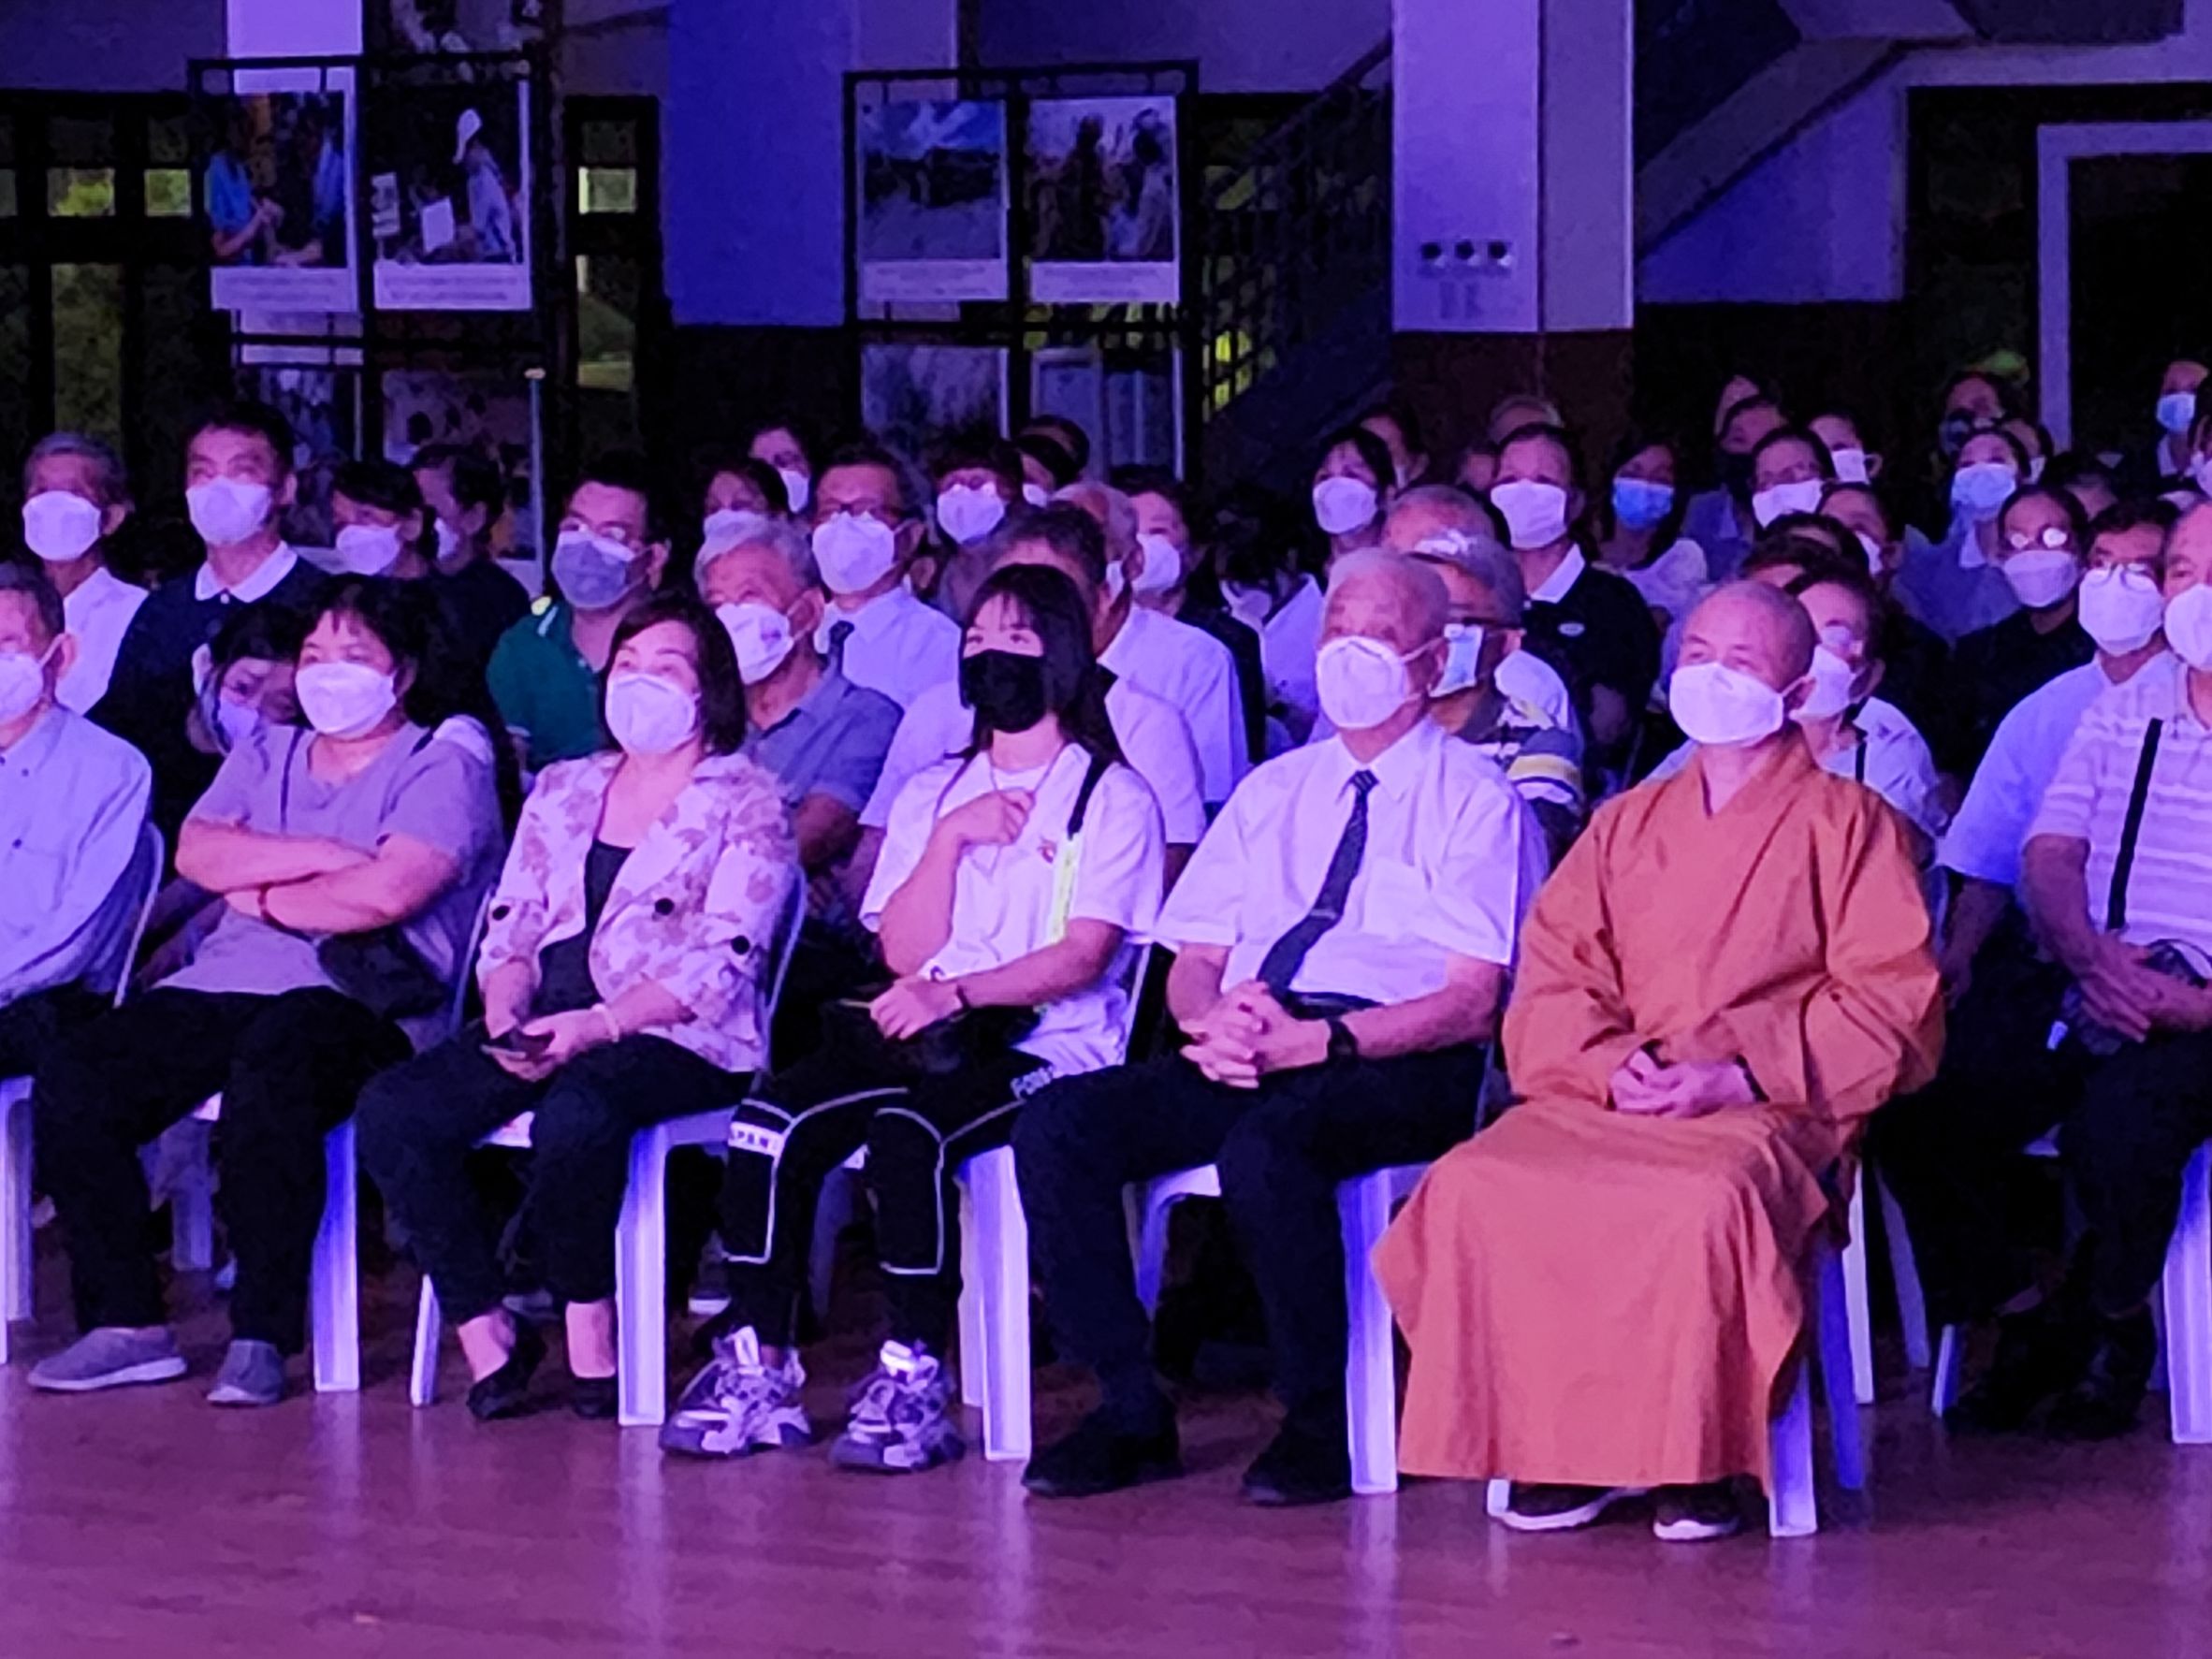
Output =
[
  {"x1": 369, "y1": 76, "x2": 533, "y2": 310},
  {"x1": 1025, "y1": 95, "x2": 1180, "y2": 305},
  {"x1": 203, "y1": 65, "x2": 360, "y2": 314},
  {"x1": 860, "y1": 343, "x2": 1009, "y2": 464},
  {"x1": 857, "y1": 99, "x2": 1011, "y2": 304}
]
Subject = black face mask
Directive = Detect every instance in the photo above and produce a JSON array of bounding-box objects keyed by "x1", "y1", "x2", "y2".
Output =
[{"x1": 961, "y1": 648, "x2": 1050, "y2": 734}]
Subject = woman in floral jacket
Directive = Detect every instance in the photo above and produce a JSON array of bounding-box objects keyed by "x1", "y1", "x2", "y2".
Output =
[{"x1": 358, "y1": 592, "x2": 797, "y2": 1422}]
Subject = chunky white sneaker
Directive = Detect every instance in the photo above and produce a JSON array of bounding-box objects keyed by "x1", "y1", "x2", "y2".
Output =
[
  {"x1": 1493, "y1": 1483, "x2": 1648, "y2": 1534},
  {"x1": 659, "y1": 1327, "x2": 812, "y2": 1459},
  {"x1": 829, "y1": 1341, "x2": 965, "y2": 1474}
]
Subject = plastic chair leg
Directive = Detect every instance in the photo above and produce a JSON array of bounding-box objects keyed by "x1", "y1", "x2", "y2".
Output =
[
  {"x1": 410, "y1": 1275, "x2": 443, "y2": 1407},
  {"x1": 1485, "y1": 1477, "x2": 1512, "y2": 1519},
  {"x1": 2162, "y1": 1143, "x2": 2212, "y2": 1445},
  {"x1": 1768, "y1": 1348, "x2": 1818, "y2": 1538},
  {"x1": 1843, "y1": 1177, "x2": 1876, "y2": 1406},
  {"x1": 1340, "y1": 1171, "x2": 1399, "y2": 1496},
  {"x1": 171, "y1": 1123, "x2": 215, "y2": 1273},
  {"x1": 957, "y1": 1186, "x2": 986, "y2": 1411},
  {"x1": 1818, "y1": 1246, "x2": 1866, "y2": 1492},
  {"x1": 616, "y1": 1124, "x2": 670, "y2": 1427},
  {"x1": 1876, "y1": 1170, "x2": 1932, "y2": 1371},
  {"x1": 1, "y1": 1078, "x2": 35, "y2": 1361},
  {"x1": 966, "y1": 1147, "x2": 1031, "y2": 1463},
  {"x1": 1931, "y1": 1324, "x2": 1964, "y2": 1418},
  {"x1": 310, "y1": 1120, "x2": 359, "y2": 1393},
  {"x1": 1133, "y1": 1189, "x2": 1176, "y2": 1317}
]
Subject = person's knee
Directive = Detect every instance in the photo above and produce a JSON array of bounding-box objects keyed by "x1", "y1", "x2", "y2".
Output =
[
  {"x1": 529, "y1": 1073, "x2": 630, "y2": 1164},
  {"x1": 1215, "y1": 1108, "x2": 1315, "y2": 1219},
  {"x1": 355, "y1": 1059, "x2": 457, "y2": 1175},
  {"x1": 1011, "y1": 1070, "x2": 1116, "y2": 1183},
  {"x1": 33, "y1": 1028, "x2": 127, "y2": 1151}
]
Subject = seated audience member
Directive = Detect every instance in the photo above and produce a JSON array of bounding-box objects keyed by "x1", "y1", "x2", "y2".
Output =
[
  {"x1": 1947, "y1": 482, "x2": 2096, "y2": 774},
  {"x1": 411, "y1": 444, "x2": 531, "y2": 662},
  {"x1": 0, "y1": 562, "x2": 152, "y2": 1074},
  {"x1": 1746, "y1": 426, "x2": 1837, "y2": 531},
  {"x1": 661, "y1": 563, "x2": 1164, "y2": 1471},
  {"x1": 699, "y1": 450, "x2": 791, "y2": 540},
  {"x1": 489, "y1": 454, "x2": 670, "y2": 773},
  {"x1": 745, "y1": 415, "x2": 821, "y2": 517},
  {"x1": 2046, "y1": 451, "x2": 2121, "y2": 526},
  {"x1": 2114, "y1": 356, "x2": 2207, "y2": 498},
  {"x1": 1809, "y1": 409, "x2": 1882, "y2": 486},
  {"x1": 808, "y1": 444, "x2": 961, "y2": 711},
  {"x1": 1896, "y1": 426, "x2": 2029, "y2": 644},
  {"x1": 32, "y1": 579, "x2": 504, "y2": 1406},
  {"x1": 927, "y1": 435, "x2": 1025, "y2": 622},
  {"x1": 1593, "y1": 434, "x2": 1706, "y2": 629},
  {"x1": 1019, "y1": 413, "x2": 1092, "y2": 484},
  {"x1": 95, "y1": 400, "x2": 327, "y2": 843},
  {"x1": 359, "y1": 593, "x2": 795, "y2": 1422},
  {"x1": 1452, "y1": 440, "x2": 1499, "y2": 499},
  {"x1": 1933, "y1": 501, "x2": 2176, "y2": 1004},
  {"x1": 857, "y1": 509, "x2": 1206, "y2": 883},
  {"x1": 1360, "y1": 403, "x2": 1431, "y2": 490},
  {"x1": 1492, "y1": 424, "x2": 1662, "y2": 769},
  {"x1": 1016, "y1": 432, "x2": 1080, "y2": 508},
  {"x1": 1057, "y1": 479, "x2": 1247, "y2": 808},
  {"x1": 1872, "y1": 500, "x2": 2212, "y2": 1441},
  {"x1": 20, "y1": 432, "x2": 145, "y2": 714},
  {"x1": 1014, "y1": 553, "x2": 1539, "y2": 1506},
  {"x1": 1309, "y1": 426, "x2": 1395, "y2": 564},
  {"x1": 1683, "y1": 392, "x2": 1787, "y2": 583},
  {"x1": 1218, "y1": 489, "x2": 1327, "y2": 745},
  {"x1": 2002, "y1": 415, "x2": 2055, "y2": 485},
  {"x1": 1487, "y1": 392, "x2": 1565, "y2": 448},
  {"x1": 1114, "y1": 467, "x2": 1268, "y2": 765},
  {"x1": 1377, "y1": 581, "x2": 1940, "y2": 1542},
  {"x1": 1818, "y1": 480, "x2": 1953, "y2": 746},
  {"x1": 326, "y1": 461, "x2": 439, "y2": 583}
]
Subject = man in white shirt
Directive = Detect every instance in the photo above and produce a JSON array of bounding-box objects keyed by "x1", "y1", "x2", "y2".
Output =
[
  {"x1": 852, "y1": 506, "x2": 1206, "y2": 888},
  {"x1": 1055, "y1": 479, "x2": 1247, "y2": 808},
  {"x1": 0, "y1": 563, "x2": 153, "y2": 1076},
  {"x1": 1873, "y1": 499, "x2": 2212, "y2": 1443},
  {"x1": 19, "y1": 432, "x2": 146, "y2": 714},
  {"x1": 808, "y1": 444, "x2": 961, "y2": 711},
  {"x1": 1015, "y1": 551, "x2": 1539, "y2": 1507}
]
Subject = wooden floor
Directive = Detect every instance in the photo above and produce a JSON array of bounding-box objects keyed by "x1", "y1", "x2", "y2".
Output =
[{"x1": 4, "y1": 1263, "x2": 2212, "y2": 1658}]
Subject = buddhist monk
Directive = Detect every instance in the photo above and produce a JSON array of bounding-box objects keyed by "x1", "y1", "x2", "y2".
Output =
[{"x1": 1375, "y1": 581, "x2": 1943, "y2": 1542}]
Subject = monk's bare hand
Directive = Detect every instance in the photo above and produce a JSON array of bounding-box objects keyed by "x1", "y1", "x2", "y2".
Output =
[{"x1": 1616, "y1": 1058, "x2": 1753, "y2": 1118}]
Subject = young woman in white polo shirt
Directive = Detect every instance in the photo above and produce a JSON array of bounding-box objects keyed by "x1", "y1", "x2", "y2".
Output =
[{"x1": 664, "y1": 561, "x2": 1165, "y2": 1473}]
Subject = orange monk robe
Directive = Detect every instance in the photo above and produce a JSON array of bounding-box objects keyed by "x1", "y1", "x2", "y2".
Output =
[{"x1": 1375, "y1": 740, "x2": 1943, "y2": 1490}]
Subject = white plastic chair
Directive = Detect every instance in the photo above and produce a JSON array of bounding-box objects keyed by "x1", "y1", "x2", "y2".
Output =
[
  {"x1": 0, "y1": 823, "x2": 166, "y2": 1366},
  {"x1": 410, "y1": 879, "x2": 808, "y2": 1425},
  {"x1": 1482, "y1": 1237, "x2": 1865, "y2": 1537},
  {"x1": 1839, "y1": 1161, "x2": 1932, "y2": 1405}
]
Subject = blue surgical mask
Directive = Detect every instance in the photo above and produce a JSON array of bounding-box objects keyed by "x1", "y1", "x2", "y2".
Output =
[{"x1": 1611, "y1": 476, "x2": 1675, "y2": 532}]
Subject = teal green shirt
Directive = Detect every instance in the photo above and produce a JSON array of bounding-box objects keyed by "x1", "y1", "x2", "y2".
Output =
[{"x1": 487, "y1": 599, "x2": 608, "y2": 771}]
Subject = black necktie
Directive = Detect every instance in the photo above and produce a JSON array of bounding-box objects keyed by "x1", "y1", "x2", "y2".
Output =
[
  {"x1": 1256, "y1": 770, "x2": 1377, "y2": 997},
  {"x1": 826, "y1": 619, "x2": 854, "y2": 674}
]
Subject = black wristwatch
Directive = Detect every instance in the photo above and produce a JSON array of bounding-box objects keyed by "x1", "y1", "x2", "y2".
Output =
[{"x1": 1325, "y1": 1016, "x2": 1361, "y2": 1066}]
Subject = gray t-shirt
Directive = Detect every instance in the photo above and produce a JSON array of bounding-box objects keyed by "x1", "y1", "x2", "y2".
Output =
[
  {"x1": 741, "y1": 668, "x2": 901, "y2": 816},
  {"x1": 164, "y1": 721, "x2": 503, "y2": 1023}
]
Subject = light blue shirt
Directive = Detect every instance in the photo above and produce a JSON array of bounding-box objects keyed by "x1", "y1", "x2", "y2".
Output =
[
  {"x1": 1895, "y1": 521, "x2": 2020, "y2": 645},
  {"x1": 0, "y1": 706, "x2": 152, "y2": 1004},
  {"x1": 1941, "y1": 659, "x2": 2122, "y2": 894}
]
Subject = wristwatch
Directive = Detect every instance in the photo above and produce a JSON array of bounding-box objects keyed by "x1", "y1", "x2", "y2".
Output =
[{"x1": 1325, "y1": 1016, "x2": 1361, "y2": 1066}]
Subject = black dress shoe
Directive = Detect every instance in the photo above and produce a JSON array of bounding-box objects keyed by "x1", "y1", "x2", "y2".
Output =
[
  {"x1": 466, "y1": 1318, "x2": 546, "y2": 1422},
  {"x1": 572, "y1": 1375, "x2": 619, "y2": 1421},
  {"x1": 2047, "y1": 1310, "x2": 2157, "y2": 1442},
  {"x1": 1023, "y1": 1406, "x2": 1183, "y2": 1499},
  {"x1": 1241, "y1": 1421, "x2": 1352, "y2": 1507},
  {"x1": 1947, "y1": 1302, "x2": 2090, "y2": 1435}
]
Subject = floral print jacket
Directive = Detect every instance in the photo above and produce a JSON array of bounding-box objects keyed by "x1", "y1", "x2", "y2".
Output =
[{"x1": 478, "y1": 751, "x2": 798, "y2": 1075}]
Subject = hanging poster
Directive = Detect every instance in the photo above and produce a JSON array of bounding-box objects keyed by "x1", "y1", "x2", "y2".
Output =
[
  {"x1": 1025, "y1": 95, "x2": 1180, "y2": 305},
  {"x1": 368, "y1": 0, "x2": 549, "y2": 55},
  {"x1": 857, "y1": 99, "x2": 1010, "y2": 304},
  {"x1": 381, "y1": 368, "x2": 540, "y2": 559},
  {"x1": 861, "y1": 344, "x2": 1009, "y2": 464},
  {"x1": 369, "y1": 80, "x2": 533, "y2": 310},
  {"x1": 205, "y1": 69, "x2": 359, "y2": 313}
]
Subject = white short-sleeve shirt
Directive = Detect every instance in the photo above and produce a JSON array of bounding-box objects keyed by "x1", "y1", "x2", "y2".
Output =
[
  {"x1": 816, "y1": 583, "x2": 961, "y2": 711},
  {"x1": 1942, "y1": 660, "x2": 2117, "y2": 892},
  {"x1": 1100, "y1": 603, "x2": 1248, "y2": 807},
  {"x1": 1157, "y1": 717, "x2": 1540, "y2": 1004},
  {"x1": 860, "y1": 674, "x2": 1204, "y2": 847},
  {"x1": 57, "y1": 566, "x2": 149, "y2": 714},
  {"x1": 1228, "y1": 575, "x2": 1323, "y2": 738},
  {"x1": 864, "y1": 744, "x2": 1165, "y2": 1075}
]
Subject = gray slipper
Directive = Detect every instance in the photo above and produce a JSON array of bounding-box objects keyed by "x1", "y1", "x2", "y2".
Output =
[
  {"x1": 28, "y1": 1328, "x2": 187, "y2": 1393},
  {"x1": 206, "y1": 1339, "x2": 287, "y2": 1407}
]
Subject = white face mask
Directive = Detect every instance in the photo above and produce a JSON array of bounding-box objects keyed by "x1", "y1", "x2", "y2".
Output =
[
  {"x1": 2161, "y1": 582, "x2": 2212, "y2": 671},
  {"x1": 2075, "y1": 565, "x2": 2167, "y2": 657},
  {"x1": 1489, "y1": 479, "x2": 1571, "y2": 550},
  {"x1": 2160, "y1": 391, "x2": 2199, "y2": 436},
  {"x1": 1829, "y1": 447, "x2": 1871, "y2": 486},
  {"x1": 2000, "y1": 546, "x2": 2082, "y2": 611},
  {"x1": 329, "y1": 523, "x2": 404, "y2": 576},
  {"x1": 1316, "y1": 633, "x2": 1419, "y2": 731},
  {"x1": 1950, "y1": 462, "x2": 2017, "y2": 525},
  {"x1": 1433, "y1": 621, "x2": 1485, "y2": 698},
  {"x1": 717, "y1": 600, "x2": 797, "y2": 685},
  {"x1": 295, "y1": 661, "x2": 399, "y2": 740},
  {"x1": 1857, "y1": 531, "x2": 1888, "y2": 578},
  {"x1": 1751, "y1": 478, "x2": 1826, "y2": 529},
  {"x1": 777, "y1": 468, "x2": 811, "y2": 515},
  {"x1": 1668, "y1": 661, "x2": 1788, "y2": 748},
  {"x1": 212, "y1": 694, "x2": 266, "y2": 753},
  {"x1": 433, "y1": 517, "x2": 465, "y2": 564},
  {"x1": 1312, "y1": 476, "x2": 1379, "y2": 537},
  {"x1": 1021, "y1": 481, "x2": 1051, "y2": 508},
  {"x1": 552, "y1": 530, "x2": 644, "y2": 613},
  {"x1": 0, "y1": 645, "x2": 53, "y2": 724},
  {"x1": 187, "y1": 477, "x2": 274, "y2": 548},
  {"x1": 1794, "y1": 637, "x2": 1862, "y2": 722},
  {"x1": 1130, "y1": 531, "x2": 1183, "y2": 597},
  {"x1": 605, "y1": 670, "x2": 700, "y2": 754},
  {"x1": 703, "y1": 507, "x2": 768, "y2": 550},
  {"x1": 936, "y1": 483, "x2": 1007, "y2": 546},
  {"x1": 22, "y1": 490, "x2": 103, "y2": 563},
  {"x1": 812, "y1": 513, "x2": 901, "y2": 596}
]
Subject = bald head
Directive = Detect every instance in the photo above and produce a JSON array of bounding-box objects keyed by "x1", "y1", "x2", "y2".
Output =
[
  {"x1": 1323, "y1": 549, "x2": 1449, "y2": 655},
  {"x1": 1054, "y1": 480, "x2": 1137, "y2": 563},
  {"x1": 1679, "y1": 581, "x2": 1816, "y2": 691},
  {"x1": 1381, "y1": 486, "x2": 1495, "y2": 556}
]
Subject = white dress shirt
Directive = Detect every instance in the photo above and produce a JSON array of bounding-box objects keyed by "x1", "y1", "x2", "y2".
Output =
[
  {"x1": 193, "y1": 543, "x2": 301, "y2": 604},
  {"x1": 0, "y1": 706, "x2": 153, "y2": 1004},
  {"x1": 1228, "y1": 576, "x2": 1323, "y2": 743},
  {"x1": 1942, "y1": 659, "x2": 2121, "y2": 892},
  {"x1": 814, "y1": 583, "x2": 960, "y2": 711},
  {"x1": 861, "y1": 674, "x2": 1203, "y2": 847},
  {"x1": 1157, "y1": 717, "x2": 1541, "y2": 1003},
  {"x1": 57, "y1": 566, "x2": 149, "y2": 714},
  {"x1": 1621, "y1": 538, "x2": 1710, "y2": 624},
  {"x1": 1649, "y1": 697, "x2": 1947, "y2": 844},
  {"x1": 1100, "y1": 603, "x2": 1248, "y2": 806},
  {"x1": 864, "y1": 745, "x2": 1165, "y2": 1074},
  {"x1": 1526, "y1": 546, "x2": 1587, "y2": 606}
]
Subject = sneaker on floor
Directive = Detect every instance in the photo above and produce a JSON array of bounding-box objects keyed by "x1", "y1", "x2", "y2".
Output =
[
  {"x1": 28, "y1": 1328, "x2": 187, "y2": 1394},
  {"x1": 661, "y1": 1328, "x2": 812, "y2": 1459},
  {"x1": 1023, "y1": 1404, "x2": 1183, "y2": 1500},
  {"x1": 1241, "y1": 1420, "x2": 1352, "y2": 1507},
  {"x1": 1492, "y1": 1482, "x2": 1646, "y2": 1534},
  {"x1": 2046, "y1": 1309, "x2": 2157, "y2": 1443},
  {"x1": 829, "y1": 1341, "x2": 965, "y2": 1475},
  {"x1": 1652, "y1": 1481, "x2": 1743, "y2": 1542},
  {"x1": 206, "y1": 1339, "x2": 287, "y2": 1408}
]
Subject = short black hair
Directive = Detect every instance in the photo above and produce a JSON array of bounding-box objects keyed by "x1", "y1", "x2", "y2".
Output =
[
  {"x1": 1785, "y1": 561, "x2": 1885, "y2": 624},
  {"x1": 1494, "y1": 422, "x2": 1585, "y2": 496},
  {"x1": 1003, "y1": 502, "x2": 1109, "y2": 591},
  {"x1": 1718, "y1": 394, "x2": 1783, "y2": 447},
  {"x1": 1819, "y1": 480, "x2": 1893, "y2": 539},
  {"x1": 1360, "y1": 402, "x2": 1427, "y2": 461},
  {"x1": 931, "y1": 432, "x2": 1026, "y2": 493},
  {"x1": 961, "y1": 561, "x2": 1119, "y2": 764},
  {"x1": 0, "y1": 558, "x2": 65, "y2": 642},
  {"x1": 1744, "y1": 528, "x2": 1861, "y2": 587},
  {"x1": 747, "y1": 415, "x2": 823, "y2": 472},
  {"x1": 209, "y1": 595, "x2": 313, "y2": 673},
  {"x1": 1998, "y1": 483, "x2": 2091, "y2": 551},
  {"x1": 1110, "y1": 465, "x2": 1205, "y2": 540},
  {"x1": 1316, "y1": 424, "x2": 1397, "y2": 491},
  {"x1": 822, "y1": 442, "x2": 922, "y2": 522},
  {"x1": 1016, "y1": 432, "x2": 1082, "y2": 492},
  {"x1": 413, "y1": 443, "x2": 508, "y2": 526},
  {"x1": 2089, "y1": 498, "x2": 2180, "y2": 543},
  {"x1": 608, "y1": 590, "x2": 749, "y2": 756},
  {"x1": 333, "y1": 459, "x2": 432, "y2": 560},
  {"x1": 1019, "y1": 414, "x2": 1092, "y2": 476},
  {"x1": 692, "y1": 447, "x2": 791, "y2": 517},
  {"x1": 1941, "y1": 368, "x2": 2016, "y2": 419},
  {"x1": 192, "y1": 398, "x2": 296, "y2": 478},
  {"x1": 2045, "y1": 450, "x2": 2117, "y2": 498},
  {"x1": 568, "y1": 450, "x2": 667, "y2": 544},
  {"x1": 1751, "y1": 425, "x2": 1836, "y2": 480}
]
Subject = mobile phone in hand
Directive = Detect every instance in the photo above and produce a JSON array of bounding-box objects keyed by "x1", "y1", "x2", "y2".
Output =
[{"x1": 487, "y1": 1026, "x2": 554, "y2": 1059}]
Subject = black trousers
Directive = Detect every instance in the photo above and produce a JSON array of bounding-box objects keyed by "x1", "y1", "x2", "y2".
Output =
[
  {"x1": 356, "y1": 1026, "x2": 746, "y2": 1325},
  {"x1": 35, "y1": 987, "x2": 409, "y2": 1352},
  {"x1": 1013, "y1": 1043, "x2": 1486, "y2": 1439},
  {"x1": 0, "y1": 985, "x2": 107, "y2": 1079},
  {"x1": 1871, "y1": 942, "x2": 2212, "y2": 1321},
  {"x1": 717, "y1": 1042, "x2": 1049, "y2": 1353}
]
